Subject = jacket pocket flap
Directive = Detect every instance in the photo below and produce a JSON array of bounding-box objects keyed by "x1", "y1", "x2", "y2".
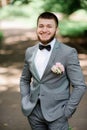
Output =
[{"x1": 55, "y1": 93, "x2": 69, "y2": 100}]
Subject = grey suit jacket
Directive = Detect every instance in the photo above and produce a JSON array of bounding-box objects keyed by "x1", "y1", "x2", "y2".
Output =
[{"x1": 20, "y1": 39, "x2": 86, "y2": 121}]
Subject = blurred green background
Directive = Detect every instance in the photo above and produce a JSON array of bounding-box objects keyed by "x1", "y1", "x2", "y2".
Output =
[{"x1": 0, "y1": 0, "x2": 87, "y2": 37}]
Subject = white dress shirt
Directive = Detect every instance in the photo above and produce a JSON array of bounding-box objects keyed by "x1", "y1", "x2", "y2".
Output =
[{"x1": 34, "y1": 38, "x2": 56, "y2": 79}]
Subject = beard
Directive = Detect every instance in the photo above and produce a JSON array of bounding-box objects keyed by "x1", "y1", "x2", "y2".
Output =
[{"x1": 37, "y1": 33, "x2": 56, "y2": 45}]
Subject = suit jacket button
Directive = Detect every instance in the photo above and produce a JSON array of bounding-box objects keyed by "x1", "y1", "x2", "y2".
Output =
[{"x1": 41, "y1": 94, "x2": 44, "y2": 96}]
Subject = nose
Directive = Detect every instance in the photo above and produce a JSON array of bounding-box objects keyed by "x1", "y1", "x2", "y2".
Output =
[{"x1": 42, "y1": 27, "x2": 48, "y2": 32}]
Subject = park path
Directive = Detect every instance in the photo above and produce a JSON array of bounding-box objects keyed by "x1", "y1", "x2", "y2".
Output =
[{"x1": 0, "y1": 20, "x2": 87, "y2": 130}]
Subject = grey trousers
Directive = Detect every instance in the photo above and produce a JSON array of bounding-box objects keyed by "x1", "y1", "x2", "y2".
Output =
[{"x1": 27, "y1": 101, "x2": 69, "y2": 130}]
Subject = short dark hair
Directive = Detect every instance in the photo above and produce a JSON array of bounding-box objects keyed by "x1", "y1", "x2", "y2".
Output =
[{"x1": 37, "y1": 12, "x2": 58, "y2": 27}]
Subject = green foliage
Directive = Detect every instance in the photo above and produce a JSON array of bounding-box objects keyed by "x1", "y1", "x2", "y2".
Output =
[
  {"x1": 43, "y1": 0, "x2": 81, "y2": 14},
  {"x1": 59, "y1": 20, "x2": 87, "y2": 37},
  {"x1": 0, "y1": 5, "x2": 30, "y2": 19},
  {"x1": 0, "y1": 31, "x2": 4, "y2": 49},
  {"x1": 0, "y1": 32, "x2": 3, "y2": 41},
  {"x1": 0, "y1": 1, "x2": 87, "y2": 37},
  {"x1": 0, "y1": 0, "x2": 45, "y2": 26},
  {"x1": 9, "y1": 0, "x2": 87, "y2": 14},
  {"x1": 0, "y1": 0, "x2": 44, "y2": 19},
  {"x1": 11, "y1": 0, "x2": 31, "y2": 5},
  {"x1": 69, "y1": 127, "x2": 72, "y2": 130},
  {"x1": 81, "y1": 0, "x2": 87, "y2": 9}
]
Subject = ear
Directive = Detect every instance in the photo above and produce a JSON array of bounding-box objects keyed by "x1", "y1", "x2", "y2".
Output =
[{"x1": 55, "y1": 27, "x2": 59, "y2": 36}]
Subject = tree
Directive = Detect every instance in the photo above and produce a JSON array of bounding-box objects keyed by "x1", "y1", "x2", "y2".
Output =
[
  {"x1": 0, "y1": 0, "x2": 7, "y2": 7},
  {"x1": 10, "y1": 0, "x2": 30, "y2": 4},
  {"x1": 81, "y1": 0, "x2": 87, "y2": 9},
  {"x1": 0, "y1": 0, "x2": 11, "y2": 7},
  {"x1": 43, "y1": 0, "x2": 81, "y2": 14},
  {"x1": 7, "y1": 0, "x2": 87, "y2": 14}
]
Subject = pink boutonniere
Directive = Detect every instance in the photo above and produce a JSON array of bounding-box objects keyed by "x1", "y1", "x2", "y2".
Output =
[{"x1": 51, "y1": 62, "x2": 65, "y2": 74}]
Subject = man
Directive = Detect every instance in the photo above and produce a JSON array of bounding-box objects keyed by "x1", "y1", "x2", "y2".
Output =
[{"x1": 20, "y1": 12, "x2": 86, "y2": 130}]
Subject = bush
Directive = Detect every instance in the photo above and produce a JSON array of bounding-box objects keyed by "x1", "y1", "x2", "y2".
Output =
[
  {"x1": 59, "y1": 9, "x2": 87, "y2": 37},
  {"x1": 0, "y1": 31, "x2": 4, "y2": 49},
  {"x1": 59, "y1": 20, "x2": 87, "y2": 37},
  {"x1": 0, "y1": 32, "x2": 3, "y2": 41}
]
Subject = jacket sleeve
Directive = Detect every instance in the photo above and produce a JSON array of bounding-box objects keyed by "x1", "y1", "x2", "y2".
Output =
[
  {"x1": 64, "y1": 48, "x2": 87, "y2": 118},
  {"x1": 20, "y1": 50, "x2": 32, "y2": 104}
]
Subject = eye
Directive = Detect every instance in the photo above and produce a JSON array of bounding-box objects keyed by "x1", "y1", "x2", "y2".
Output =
[
  {"x1": 38, "y1": 24, "x2": 44, "y2": 28},
  {"x1": 47, "y1": 25, "x2": 52, "y2": 28}
]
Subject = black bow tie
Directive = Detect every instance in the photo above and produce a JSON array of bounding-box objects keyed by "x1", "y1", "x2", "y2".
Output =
[{"x1": 39, "y1": 44, "x2": 51, "y2": 51}]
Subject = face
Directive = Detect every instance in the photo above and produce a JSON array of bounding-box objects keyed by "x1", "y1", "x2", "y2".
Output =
[{"x1": 37, "y1": 18, "x2": 57, "y2": 45}]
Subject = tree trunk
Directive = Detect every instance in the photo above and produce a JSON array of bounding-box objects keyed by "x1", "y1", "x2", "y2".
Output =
[{"x1": 0, "y1": 0, "x2": 7, "y2": 7}]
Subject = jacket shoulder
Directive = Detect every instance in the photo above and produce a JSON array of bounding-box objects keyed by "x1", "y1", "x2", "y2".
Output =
[
  {"x1": 26, "y1": 44, "x2": 38, "y2": 52},
  {"x1": 23, "y1": 44, "x2": 38, "y2": 61},
  {"x1": 58, "y1": 41, "x2": 77, "y2": 55}
]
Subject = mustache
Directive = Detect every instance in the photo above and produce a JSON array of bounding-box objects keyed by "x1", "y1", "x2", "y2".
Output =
[{"x1": 37, "y1": 33, "x2": 56, "y2": 44}]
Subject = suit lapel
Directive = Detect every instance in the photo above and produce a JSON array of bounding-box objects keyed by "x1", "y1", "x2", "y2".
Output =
[
  {"x1": 30, "y1": 44, "x2": 40, "y2": 81},
  {"x1": 41, "y1": 40, "x2": 60, "y2": 80}
]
